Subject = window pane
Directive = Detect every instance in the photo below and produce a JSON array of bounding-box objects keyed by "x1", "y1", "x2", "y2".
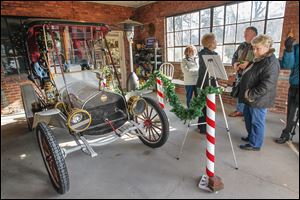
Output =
[
  {"x1": 182, "y1": 47, "x2": 185, "y2": 59},
  {"x1": 236, "y1": 23, "x2": 250, "y2": 43},
  {"x1": 201, "y1": 9, "x2": 211, "y2": 28},
  {"x1": 167, "y1": 17, "x2": 173, "y2": 32},
  {"x1": 175, "y1": 47, "x2": 182, "y2": 62},
  {"x1": 224, "y1": 25, "x2": 236, "y2": 44},
  {"x1": 1, "y1": 18, "x2": 9, "y2": 37},
  {"x1": 250, "y1": 21, "x2": 264, "y2": 35},
  {"x1": 191, "y1": 12, "x2": 200, "y2": 29},
  {"x1": 183, "y1": 30, "x2": 190, "y2": 45},
  {"x1": 215, "y1": 46, "x2": 223, "y2": 61},
  {"x1": 167, "y1": 48, "x2": 174, "y2": 61},
  {"x1": 6, "y1": 18, "x2": 21, "y2": 33},
  {"x1": 273, "y1": 42, "x2": 280, "y2": 58},
  {"x1": 196, "y1": 46, "x2": 201, "y2": 51},
  {"x1": 175, "y1": 16, "x2": 182, "y2": 31},
  {"x1": 167, "y1": 33, "x2": 174, "y2": 47},
  {"x1": 200, "y1": 28, "x2": 210, "y2": 41},
  {"x1": 182, "y1": 14, "x2": 191, "y2": 30},
  {"x1": 16, "y1": 56, "x2": 27, "y2": 74},
  {"x1": 191, "y1": 29, "x2": 199, "y2": 45},
  {"x1": 223, "y1": 45, "x2": 236, "y2": 63},
  {"x1": 266, "y1": 19, "x2": 284, "y2": 42},
  {"x1": 175, "y1": 31, "x2": 183, "y2": 46},
  {"x1": 1, "y1": 40, "x2": 14, "y2": 57},
  {"x1": 238, "y1": 2, "x2": 251, "y2": 23},
  {"x1": 213, "y1": 6, "x2": 224, "y2": 26},
  {"x1": 252, "y1": 1, "x2": 267, "y2": 21},
  {"x1": 212, "y1": 26, "x2": 224, "y2": 45},
  {"x1": 2, "y1": 57, "x2": 19, "y2": 75},
  {"x1": 226, "y1": 4, "x2": 237, "y2": 24},
  {"x1": 268, "y1": 1, "x2": 286, "y2": 19}
]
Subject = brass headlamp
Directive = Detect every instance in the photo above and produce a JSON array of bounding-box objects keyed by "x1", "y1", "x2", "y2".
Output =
[
  {"x1": 67, "y1": 108, "x2": 92, "y2": 133},
  {"x1": 127, "y1": 96, "x2": 147, "y2": 116}
]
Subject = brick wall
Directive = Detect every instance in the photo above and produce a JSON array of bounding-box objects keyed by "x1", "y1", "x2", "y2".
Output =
[
  {"x1": 1, "y1": 68, "x2": 32, "y2": 114},
  {"x1": 134, "y1": 1, "x2": 299, "y2": 114},
  {"x1": 1, "y1": 1, "x2": 134, "y2": 26},
  {"x1": 1, "y1": 1, "x2": 134, "y2": 114},
  {"x1": 1, "y1": 1, "x2": 299, "y2": 115}
]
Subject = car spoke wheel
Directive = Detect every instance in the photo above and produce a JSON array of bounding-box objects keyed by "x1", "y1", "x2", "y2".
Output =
[
  {"x1": 135, "y1": 97, "x2": 169, "y2": 148},
  {"x1": 36, "y1": 122, "x2": 69, "y2": 194}
]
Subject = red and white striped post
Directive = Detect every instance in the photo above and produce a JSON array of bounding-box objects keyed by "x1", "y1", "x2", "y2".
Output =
[
  {"x1": 156, "y1": 77, "x2": 165, "y2": 109},
  {"x1": 198, "y1": 93, "x2": 223, "y2": 192},
  {"x1": 206, "y1": 93, "x2": 216, "y2": 177}
]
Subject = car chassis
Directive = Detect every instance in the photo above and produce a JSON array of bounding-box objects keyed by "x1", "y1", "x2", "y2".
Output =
[{"x1": 20, "y1": 19, "x2": 169, "y2": 194}]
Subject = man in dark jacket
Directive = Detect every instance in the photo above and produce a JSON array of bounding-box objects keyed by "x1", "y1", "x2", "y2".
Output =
[
  {"x1": 238, "y1": 34, "x2": 280, "y2": 151},
  {"x1": 229, "y1": 26, "x2": 257, "y2": 118},
  {"x1": 275, "y1": 37, "x2": 299, "y2": 144}
]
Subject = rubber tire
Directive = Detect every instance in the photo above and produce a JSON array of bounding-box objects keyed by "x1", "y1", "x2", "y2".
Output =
[
  {"x1": 136, "y1": 97, "x2": 169, "y2": 148},
  {"x1": 36, "y1": 122, "x2": 69, "y2": 194}
]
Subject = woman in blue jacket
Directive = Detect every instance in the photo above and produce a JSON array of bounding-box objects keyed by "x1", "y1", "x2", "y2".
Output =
[{"x1": 275, "y1": 37, "x2": 299, "y2": 144}]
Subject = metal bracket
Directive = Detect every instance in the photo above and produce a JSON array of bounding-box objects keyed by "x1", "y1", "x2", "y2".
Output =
[
  {"x1": 80, "y1": 136, "x2": 98, "y2": 157},
  {"x1": 198, "y1": 175, "x2": 213, "y2": 192}
]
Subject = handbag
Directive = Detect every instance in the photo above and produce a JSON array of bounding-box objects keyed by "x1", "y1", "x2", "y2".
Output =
[{"x1": 230, "y1": 80, "x2": 240, "y2": 98}]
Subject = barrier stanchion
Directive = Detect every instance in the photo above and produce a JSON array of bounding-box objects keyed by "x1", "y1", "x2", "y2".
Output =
[
  {"x1": 206, "y1": 93, "x2": 216, "y2": 177},
  {"x1": 156, "y1": 77, "x2": 165, "y2": 109},
  {"x1": 198, "y1": 93, "x2": 224, "y2": 192}
]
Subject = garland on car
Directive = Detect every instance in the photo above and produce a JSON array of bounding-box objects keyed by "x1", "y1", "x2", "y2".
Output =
[{"x1": 138, "y1": 71, "x2": 223, "y2": 122}]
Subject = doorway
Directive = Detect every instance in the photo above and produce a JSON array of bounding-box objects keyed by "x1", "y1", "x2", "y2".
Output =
[{"x1": 105, "y1": 31, "x2": 126, "y2": 89}]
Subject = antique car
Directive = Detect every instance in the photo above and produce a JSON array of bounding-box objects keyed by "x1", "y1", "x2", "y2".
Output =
[{"x1": 20, "y1": 19, "x2": 169, "y2": 194}]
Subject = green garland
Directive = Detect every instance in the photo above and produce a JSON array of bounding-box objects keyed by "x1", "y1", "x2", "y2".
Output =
[{"x1": 138, "y1": 71, "x2": 223, "y2": 123}]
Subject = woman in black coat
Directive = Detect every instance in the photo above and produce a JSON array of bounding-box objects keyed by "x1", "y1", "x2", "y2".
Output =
[
  {"x1": 196, "y1": 33, "x2": 218, "y2": 134},
  {"x1": 238, "y1": 34, "x2": 280, "y2": 151}
]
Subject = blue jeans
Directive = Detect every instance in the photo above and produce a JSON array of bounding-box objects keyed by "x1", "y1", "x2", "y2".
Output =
[
  {"x1": 236, "y1": 102, "x2": 245, "y2": 113},
  {"x1": 243, "y1": 105, "x2": 267, "y2": 148},
  {"x1": 185, "y1": 85, "x2": 197, "y2": 108}
]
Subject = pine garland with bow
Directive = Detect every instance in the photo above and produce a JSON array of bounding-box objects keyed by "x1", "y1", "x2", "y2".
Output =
[{"x1": 138, "y1": 71, "x2": 223, "y2": 123}]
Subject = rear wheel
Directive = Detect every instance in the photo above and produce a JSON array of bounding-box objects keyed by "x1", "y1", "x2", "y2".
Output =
[
  {"x1": 36, "y1": 122, "x2": 69, "y2": 194},
  {"x1": 135, "y1": 97, "x2": 169, "y2": 148}
]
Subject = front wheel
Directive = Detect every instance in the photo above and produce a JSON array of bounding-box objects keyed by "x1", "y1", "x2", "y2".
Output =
[
  {"x1": 135, "y1": 97, "x2": 169, "y2": 148},
  {"x1": 36, "y1": 122, "x2": 69, "y2": 194}
]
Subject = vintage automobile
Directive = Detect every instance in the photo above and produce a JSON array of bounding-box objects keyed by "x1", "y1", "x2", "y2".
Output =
[{"x1": 20, "y1": 19, "x2": 169, "y2": 194}]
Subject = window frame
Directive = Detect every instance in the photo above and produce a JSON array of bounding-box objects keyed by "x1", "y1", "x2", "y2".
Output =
[
  {"x1": 165, "y1": 1, "x2": 286, "y2": 64},
  {"x1": 1, "y1": 16, "x2": 32, "y2": 76}
]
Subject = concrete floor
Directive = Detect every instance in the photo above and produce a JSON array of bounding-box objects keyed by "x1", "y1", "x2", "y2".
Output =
[{"x1": 1, "y1": 71, "x2": 299, "y2": 199}]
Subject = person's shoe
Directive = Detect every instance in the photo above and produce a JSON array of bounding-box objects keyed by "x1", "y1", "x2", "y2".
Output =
[
  {"x1": 198, "y1": 126, "x2": 206, "y2": 134},
  {"x1": 239, "y1": 143, "x2": 260, "y2": 151},
  {"x1": 274, "y1": 136, "x2": 289, "y2": 144},
  {"x1": 228, "y1": 111, "x2": 243, "y2": 117},
  {"x1": 241, "y1": 136, "x2": 249, "y2": 142}
]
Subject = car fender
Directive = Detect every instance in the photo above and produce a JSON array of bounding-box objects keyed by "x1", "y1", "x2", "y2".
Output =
[{"x1": 32, "y1": 108, "x2": 67, "y2": 129}]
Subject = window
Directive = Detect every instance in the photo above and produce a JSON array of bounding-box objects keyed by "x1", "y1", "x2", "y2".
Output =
[
  {"x1": 1, "y1": 17, "x2": 30, "y2": 76},
  {"x1": 166, "y1": 1, "x2": 286, "y2": 63}
]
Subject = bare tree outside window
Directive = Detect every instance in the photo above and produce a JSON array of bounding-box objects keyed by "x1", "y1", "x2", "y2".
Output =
[
  {"x1": 213, "y1": 6, "x2": 224, "y2": 26},
  {"x1": 201, "y1": 9, "x2": 210, "y2": 28},
  {"x1": 167, "y1": 17, "x2": 173, "y2": 32},
  {"x1": 252, "y1": 1, "x2": 267, "y2": 21},
  {"x1": 226, "y1": 4, "x2": 237, "y2": 24}
]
